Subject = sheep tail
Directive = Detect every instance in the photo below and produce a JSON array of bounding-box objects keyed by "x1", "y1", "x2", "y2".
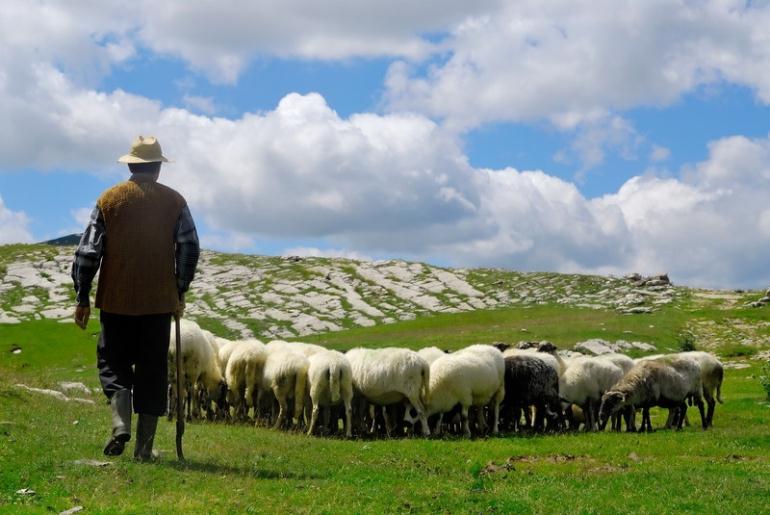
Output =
[
  {"x1": 329, "y1": 363, "x2": 341, "y2": 405},
  {"x1": 420, "y1": 361, "x2": 430, "y2": 409}
]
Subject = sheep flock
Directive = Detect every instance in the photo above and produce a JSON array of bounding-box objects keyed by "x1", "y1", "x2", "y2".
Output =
[{"x1": 167, "y1": 318, "x2": 724, "y2": 438}]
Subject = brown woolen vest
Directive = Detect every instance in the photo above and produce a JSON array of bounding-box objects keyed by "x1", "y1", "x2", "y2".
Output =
[{"x1": 95, "y1": 176, "x2": 186, "y2": 315}]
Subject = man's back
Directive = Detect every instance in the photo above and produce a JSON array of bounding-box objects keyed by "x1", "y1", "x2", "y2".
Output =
[{"x1": 96, "y1": 175, "x2": 186, "y2": 315}]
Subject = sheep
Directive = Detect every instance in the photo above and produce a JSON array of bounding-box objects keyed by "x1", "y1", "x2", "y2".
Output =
[
  {"x1": 260, "y1": 349, "x2": 309, "y2": 430},
  {"x1": 168, "y1": 319, "x2": 226, "y2": 421},
  {"x1": 217, "y1": 339, "x2": 243, "y2": 377},
  {"x1": 266, "y1": 339, "x2": 327, "y2": 357},
  {"x1": 413, "y1": 346, "x2": 505, "y2": 437},
  {"x1": 306, "y1": 350, "x2": 353, "y2": 437},
  {"x1": 417, "y1": 346, "x2": 447, "y2": 365},
  {"x1": 502, "y1": 346, "x2": 564, "y2": 381},
  {"x1": 598, "y1": 360, "x2": 693, "y2": 432},
  {"x1": 644, "y1": 354, "x2": 707, "y2": 429},
  {"x1": 559, "y1": 357, "x2": 624, "y2": 431},
  {"x1": 596, "y1": 353, "x2": 634, "y2": 374},
  {"x1": 224, "y1": 339, "x2": 267, "y2": 421},
  {"x1": 674, "y1": 351, "x2": 724, "y2": 427},
  {"x1": 502, "y1": 354, "x2": 563, "y2": 432},
  {"x1": 499, "y1": 342, "x2": 569, "y2": 428},
  {"x1": 345, "y1": 347, "x2": 431, "y2": 436}
]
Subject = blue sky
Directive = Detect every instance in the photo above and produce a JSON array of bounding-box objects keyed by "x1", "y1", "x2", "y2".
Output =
[{"x1": 2, "y1": 1, "x2": 770, "y2": 288}]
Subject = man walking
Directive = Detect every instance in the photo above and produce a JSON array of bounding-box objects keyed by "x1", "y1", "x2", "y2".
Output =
[{"x1": 71, "y1": 136, "x2": 200, "y2": 460}]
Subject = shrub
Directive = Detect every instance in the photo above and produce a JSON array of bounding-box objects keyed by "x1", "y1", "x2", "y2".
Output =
[
  {"x1": 759, "y1": 361, "x2": 770, "y2": 400},
  {"x1": 678, "y1": 331, "x2": 697, "y2": 352}
]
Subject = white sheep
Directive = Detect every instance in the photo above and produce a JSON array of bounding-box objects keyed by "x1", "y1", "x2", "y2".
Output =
[
  {"x1": 306, "y1": 350, "x2": 353, "y2": 437},
  {"x1": 260, "y1": 348, "x2": 309, "y2": 430},
  {"x1": 417, "y1": 346, "x2": 447, "y2": 365},
  {"x1": 674, "y1": 351, "x2": 723, "y2": 427},
  {"x1": 266, "y1": 339, "x2": 327, "y2": 357},
  {"x1": 414, "y1": 345, "x2": 505, "y2": 437},
  {"x1": 168, "y1": 319, "x2": 226, "y2": 421},
  {"x1": 224, "y1": 339, "x2": 267, "y2": 420},
  {"x1": 559, "y1": 357, "x2": 624, "y2": 431},
  {"x1": 596, "y1": 353, "x2": 634, "y2": 374},
  {"x1": 346, "y1": 347, "x2": 431, "y2": 436}
]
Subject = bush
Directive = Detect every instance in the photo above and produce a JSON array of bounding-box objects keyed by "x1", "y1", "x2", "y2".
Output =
[
  {"x1": 678, "y1": 331, "x2": 697, "y2": 352},
  {"x1": 759, "y1": 361, "x2": 770, "y2": 400}
]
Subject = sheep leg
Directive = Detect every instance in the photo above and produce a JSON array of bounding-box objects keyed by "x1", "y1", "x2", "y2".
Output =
[
  {"x1": 623, "y1": 406, "x2": 635, "y2": 432},
  {"x1": 640, "y1": 407, "x2": 653, "y2": 433},
  {"x1": 344, "y1": 399, "x2": 353, "y2": 438},
  {"x1": 433, "y1": 413, "x2": 444, "y2": 436},
  {"x1": 192, "y1": 384, "x2": 201, "y2": 420},
  {"x1": 492, "y1": 388, "x2": 504, "y2": 435},
  {"x1": 405, "y1": 393, "x2": 430, "y2": 437},
  {"x1": 273, "y1": 393, "x2": 288, "y2": 430},
  {"x1": 321, "y1": 406, "x2": 331, "y2": 435},
  {"x1": 475, "y1": 408, "x2": 486, "y2": 436},
  {"x1": 523, "y1": 405, "x2": 533, "y2": 429},
  {"x1": 185, "y1": 384, "x2": 193, "y2": 422},
  {"x1": 306, "y1": 403, "x2": 320, "y2": 436},
  {"x1": 695, "y1": 397, "x2": 707, "y2": 430},
  {"x1": 704, "y1": 389, "x2": 716, "y2": 428},
  {"x1": 512, "y1": 406, "x2": 522, "y2": 432},
  {"x1": 368, "y1": 404, "x2": 377, "y2": 434},
  {"x1": 460, "y1": 405, "x2": 472, "y2": 438},
  {"x1": 583, "y1": 402, "x2": 594, "y2": 432},
  {"x1": 382, "y1": 407, "x2": 393, "y2": 438}
]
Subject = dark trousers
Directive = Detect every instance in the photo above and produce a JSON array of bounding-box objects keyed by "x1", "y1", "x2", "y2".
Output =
[{"x1": 97, "y1": 311, "x2": 172, "y2": 416}]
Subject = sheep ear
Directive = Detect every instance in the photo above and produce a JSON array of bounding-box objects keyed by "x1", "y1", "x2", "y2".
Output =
[{"x1": 618, "y1": 392, "x2": 626, "y2": 402}]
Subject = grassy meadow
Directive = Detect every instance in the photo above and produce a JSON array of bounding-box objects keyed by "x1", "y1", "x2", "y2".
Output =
[{"x1": 2, "y1": 302, "x2": 770, "y2": 513}]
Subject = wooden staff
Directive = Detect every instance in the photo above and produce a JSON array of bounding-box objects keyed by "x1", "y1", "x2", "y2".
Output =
[{"x1": 174, "y1": 307, "x2": 185, "y2": 461}]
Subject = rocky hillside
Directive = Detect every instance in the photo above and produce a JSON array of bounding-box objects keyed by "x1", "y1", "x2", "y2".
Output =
[{"x1": 1, "y1": 244, "x2": 684, "y2": 340}]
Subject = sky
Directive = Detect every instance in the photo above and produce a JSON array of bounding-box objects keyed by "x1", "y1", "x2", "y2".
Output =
[{"x1": 2, "y1": 0, "x2": 770, "y2": 289}]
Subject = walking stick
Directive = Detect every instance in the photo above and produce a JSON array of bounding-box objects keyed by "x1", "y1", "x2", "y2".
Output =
[{"x1": 174, "y1": 308, "x2": 185, "y2": 462}]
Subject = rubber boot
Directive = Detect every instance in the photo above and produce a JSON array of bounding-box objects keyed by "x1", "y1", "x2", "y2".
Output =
[
  {"x1": 134, "y1": 414, "x2": 159, "y2": 462},
  {"x1": 103, "y1": 389, "x2": 132, "y2": 456}
]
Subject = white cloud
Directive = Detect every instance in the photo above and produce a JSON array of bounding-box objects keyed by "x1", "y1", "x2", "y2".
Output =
[
  {"x1": 2, "y1": 1, "x2": 770, "y2": 288},
  {"x1": 2, "y1": 58, "x2": 770, "y2": 287},
  {"x1": 385, "y1": 1, "x2": 770, "y2": 128},
  {"x1": 0, "y1": 196, "x2": 33, "y2": 244},
  {"x1": 132, "y1": 1, "x2": 498, "y2": 83}
]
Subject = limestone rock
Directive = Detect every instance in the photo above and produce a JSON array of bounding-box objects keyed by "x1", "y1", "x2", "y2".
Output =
[{"x1": 575, "y1": 339, "x2": 615, "y2": 355}]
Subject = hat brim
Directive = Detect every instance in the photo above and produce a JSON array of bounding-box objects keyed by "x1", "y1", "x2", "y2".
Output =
[{"x1": 117, "y1": 154, "x2": 170, "y2": 164}]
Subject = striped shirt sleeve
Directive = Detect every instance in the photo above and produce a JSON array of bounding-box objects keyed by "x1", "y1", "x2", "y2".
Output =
[
  {"x1": 175, "y1": 204, "x2": 200, "y2": 295},
  {"x1": 71, "y1": 206, "x2": 105, "y2": 307}
]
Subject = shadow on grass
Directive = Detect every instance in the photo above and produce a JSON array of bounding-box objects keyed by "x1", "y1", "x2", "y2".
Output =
[{"x1": 159, "y1": 459, "x2": 326, "y2": 480}]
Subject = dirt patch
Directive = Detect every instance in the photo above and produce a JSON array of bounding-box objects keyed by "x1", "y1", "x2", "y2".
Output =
[{"x1": 481, "y1": 454, "x2": 594, "y2": 475}]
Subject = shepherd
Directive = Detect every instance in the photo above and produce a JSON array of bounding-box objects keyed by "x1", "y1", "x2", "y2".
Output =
[{"x1": 71, "y1": 136, "x2": 200, "y2": 461}]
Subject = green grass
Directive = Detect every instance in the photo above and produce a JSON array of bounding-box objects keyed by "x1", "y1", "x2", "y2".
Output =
[{"x1": 2, "y1": 313, "x2": 770, "y2": 513}]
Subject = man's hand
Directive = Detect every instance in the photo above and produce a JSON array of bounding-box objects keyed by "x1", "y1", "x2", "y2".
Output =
[{"x1": 74, "y1": 306, "x2": 90, "y2": 330}]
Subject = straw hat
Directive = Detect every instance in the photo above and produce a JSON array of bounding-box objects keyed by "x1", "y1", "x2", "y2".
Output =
[{"x1": 117, "y1": 136, "x2": 170, "y2": 163}]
